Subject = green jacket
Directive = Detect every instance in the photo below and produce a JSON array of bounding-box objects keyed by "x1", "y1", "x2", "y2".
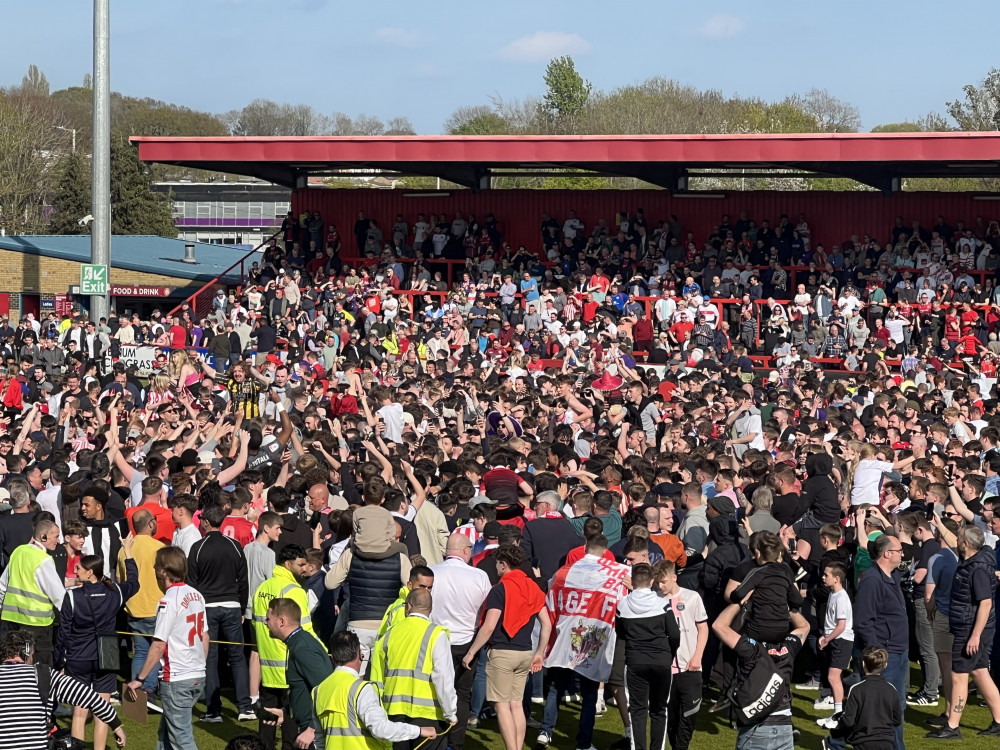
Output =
[
  {"x1": 286, "y1": 626, "x2": 334, "y2": 730},
  {"x1": 569, "y1": 509, "x2": 623, "y2": 547}
]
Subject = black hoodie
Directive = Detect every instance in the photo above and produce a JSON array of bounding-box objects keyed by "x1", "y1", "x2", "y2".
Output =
[
  {"x1": 801, "y1": 454, "x2": 841, "y2": 523},
  {"x1": 701, "y1": 515, "x2": 747, "y2": 613},
  {"x1": 615, "y1": 587, "x2": 677, "y2": 668}
]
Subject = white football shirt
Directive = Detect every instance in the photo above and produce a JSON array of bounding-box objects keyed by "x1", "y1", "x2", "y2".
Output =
[{"x1": 154, "y1": 583, "x2": 207, "y2": 682}]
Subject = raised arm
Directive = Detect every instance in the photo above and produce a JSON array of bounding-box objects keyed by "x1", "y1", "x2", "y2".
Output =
[
  {"x1": 363, "y1": 439, "x2": 395, "y2": 483},
  {"x1": 217, "y1": 430, "x2": 251, "y2": 485},
  {"x1": 198, "y1": 357, "x2": 219, "y2": 381},
  {"x1": 402, "y1": 461, "x2": 427, "y2": 511}
]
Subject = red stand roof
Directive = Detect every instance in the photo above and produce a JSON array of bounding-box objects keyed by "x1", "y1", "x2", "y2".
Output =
[{"x1": 133, "y1": 132, "x2": 1000, "y2": 191}]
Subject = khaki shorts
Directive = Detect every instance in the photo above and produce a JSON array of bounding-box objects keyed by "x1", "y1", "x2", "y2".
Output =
[
  {"x1": 485, "y1": 648, "x2": 533, "y2": 703},
  {"x1": 933, "y1": 612, "x2": 954, "y2": 654}
]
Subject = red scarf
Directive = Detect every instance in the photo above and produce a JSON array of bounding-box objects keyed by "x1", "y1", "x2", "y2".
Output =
[{"x1": 499, "y1": 569, "x2": 544, "y2": 638}]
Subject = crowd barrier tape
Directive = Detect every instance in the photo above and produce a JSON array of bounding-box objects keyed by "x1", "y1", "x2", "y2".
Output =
[{"x1": 116, "y1": 629, "x2": 249, "y2": 647}]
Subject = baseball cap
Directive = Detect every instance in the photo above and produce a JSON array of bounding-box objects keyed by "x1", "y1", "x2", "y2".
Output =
[
  {"x1": 468, "y1": 495, "x2": 496, "y2": 510},
  {"x1": 482, "y1": 521, "x2": 503, "y2": 540}
]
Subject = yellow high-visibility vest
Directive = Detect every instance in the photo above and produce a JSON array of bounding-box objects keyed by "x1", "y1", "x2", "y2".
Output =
[
  {"x1": 2, "y1": 544, "x2": 54, "y2": 627},
  {"x1": 252, "y1": 565, "x2": 316, "y2": 688},
  {"x1": 312, "y1": 669, "x2": 391, "y2": 750},
  {"x1": 370, "y1": 615, "x2": 447, "y2": 721},
  {"x1": 376, "y1": 587, "x2": 407, "y2": 639}
]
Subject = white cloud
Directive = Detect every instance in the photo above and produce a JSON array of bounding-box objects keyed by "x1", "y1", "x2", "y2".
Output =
[
  {"x1": 699, "y1": 14, "x2": 745, "y2": 39},
  {"x1": 376, "y1": 27, "x2": 424, "y2": 47},
  {"x1": 499, "y1": 31, "x2": 592, "y2": 63}
]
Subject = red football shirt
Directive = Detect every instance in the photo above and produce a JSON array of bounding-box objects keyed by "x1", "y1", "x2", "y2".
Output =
[{"x1": 220, "y1": 516, "x2": 256, "y2": 547}]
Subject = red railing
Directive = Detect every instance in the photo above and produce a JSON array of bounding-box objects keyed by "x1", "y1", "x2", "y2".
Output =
[{"x1": 168, "y1": 230, "x2": 280, "y2": 320}]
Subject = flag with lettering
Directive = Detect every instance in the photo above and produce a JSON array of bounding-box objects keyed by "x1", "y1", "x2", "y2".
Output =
[{"x1": 543, "y1": 554, "x2": 629, "y2": 682}]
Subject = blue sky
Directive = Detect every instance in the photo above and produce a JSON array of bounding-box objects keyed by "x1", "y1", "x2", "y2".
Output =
[{"x1": 1, "y1": 0, "x2": 992, "y2": 133}]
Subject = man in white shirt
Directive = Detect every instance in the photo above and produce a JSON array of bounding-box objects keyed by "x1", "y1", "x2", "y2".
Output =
[
  {"x1": 432, "y1": 230, "x2": 448, "y2": 257},
  {"x1": 36, "y1": 463, "x2": 68, "y2": 538},
  {"x1": 126, "y1": 547, "x2": 208, "y2": 750},
  {"x1": 725, "y1": 391, "x2": 765, "y2": 459},
  {"x1": 170, "y1": 495, "x2": 202, "y2": 555},
  {"x1": 430, "y1": 534, "x2": 492, "y2": 750},
  {"x1": 315, "y1": 632, "x2": 436, "y2": 745},
  {"x1": 413, "y1": 214, "x2": 430, "y2": 251},
  {"x1": 115, "y1": 319, "x2": 135, "y2": 346},
  {"x1": 562, "y1": 211, "x2": 584, "y2": 241}
]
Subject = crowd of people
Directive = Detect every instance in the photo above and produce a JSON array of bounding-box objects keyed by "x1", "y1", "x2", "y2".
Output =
[{"x1": 1, "y1": 204, "x2": 1000, "y2": 750}]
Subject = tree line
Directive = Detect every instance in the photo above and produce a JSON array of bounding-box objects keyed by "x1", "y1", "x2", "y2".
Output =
[{"x1": 1, "y1": 61, "x2": 999, "y2": 235}]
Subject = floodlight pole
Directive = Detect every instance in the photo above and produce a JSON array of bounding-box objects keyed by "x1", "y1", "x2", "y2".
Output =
[{"x1": 91, "y1": 0, "x2": 111, "y2": 321}]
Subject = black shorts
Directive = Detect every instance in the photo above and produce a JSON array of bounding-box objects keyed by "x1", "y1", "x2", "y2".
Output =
[
  {"x1": 952, "y1": 629, "x2": 993, "y2": 673},
  {"x1": 608, "y1": 638, "x2": 626, "y2": 687},
  {"x1": 827, "y1": 638, "x2": 852, "y2": 671},
  {"x1": 65, "y1": 659, "x2": 117, "y2": 694}
]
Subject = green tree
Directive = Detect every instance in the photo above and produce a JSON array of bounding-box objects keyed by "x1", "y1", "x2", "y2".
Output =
[
  {"x1": 49, "y1": 151, "x2": 92, "y2": 235},
  {"x1": 871, "y1": 121, "x2": 924, "y2": 133},
  {"x1": 109, "y1": 136, "x2": 175, "y2": 236},
  {"x1": 444, "y1": 106, "x2": 512, "y2": 135},
  {"x1": 948, "y1": 68, "x2": 1000, "y2": 131},
  {"x1": 543, "y1": 56, "x2": 592, "y2": 123}
]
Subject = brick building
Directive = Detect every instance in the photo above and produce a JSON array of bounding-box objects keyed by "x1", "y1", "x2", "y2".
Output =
[{"x1": 0, "y1": 235, "x2": 255, "y2": 319}]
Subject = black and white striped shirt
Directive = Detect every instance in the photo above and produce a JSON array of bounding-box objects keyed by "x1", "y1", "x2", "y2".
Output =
[{"x1": 0, "y1": 662, "x2": 121, "y2": 750}]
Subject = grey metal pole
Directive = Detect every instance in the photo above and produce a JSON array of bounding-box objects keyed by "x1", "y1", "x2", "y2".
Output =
[{"x1": 91, "y1": 0, "x2": 110, "y2": 321}]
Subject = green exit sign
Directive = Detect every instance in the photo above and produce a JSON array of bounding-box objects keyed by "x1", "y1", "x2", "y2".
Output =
[{"x1": 80, "y1": 264, "x2": 109, "y2": 295}]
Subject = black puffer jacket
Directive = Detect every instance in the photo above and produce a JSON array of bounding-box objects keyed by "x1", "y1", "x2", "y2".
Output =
[{"x1": 701, "y1": 515, "x2": 747, "y2": 614}]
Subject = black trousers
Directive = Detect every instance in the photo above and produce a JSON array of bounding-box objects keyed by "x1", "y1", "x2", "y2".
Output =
[
  {"x1": 390, "y1": 716, "x2": 447, "y2": 750},
  {"x1": 259, "y1": 685, "x2": 297, "y2": 750},
  {"x1": 626, "y1": 663, "x2": 671, "y2": 750},
  {"x1": 450, "y1": 642, "x2": 478, "y2": 750},
  {"x1": 667, "y1": 670, "x2": 703, "y2": 750}
]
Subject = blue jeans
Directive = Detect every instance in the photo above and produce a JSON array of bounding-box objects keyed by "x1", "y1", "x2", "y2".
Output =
[
  {"x1": 158, "y1": 677, "x2": 202, "y2": 750},
  {"x1": 541, "y1": 668, "x2": 599, "y2": 748},
  {"x1": 736, "y1": 723, "x2": 794, "y2": 750},
  {"x1": 205, "y1": 607, "x2": 251, "y2": 714},
  {"x1": 882, "y1": 651, "x2": 908, "y2": 750},
  {"x1": 471, "y1": 649, "x2": 487, "y2": 718},
  {"x1": 129, "y1": 615, "x2": 158, "y2": 693}
]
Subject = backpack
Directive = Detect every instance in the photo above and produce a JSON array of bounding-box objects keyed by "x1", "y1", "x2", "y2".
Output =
[{"x1": 726, "y1": 640, "x2": 787, "y2": 727}]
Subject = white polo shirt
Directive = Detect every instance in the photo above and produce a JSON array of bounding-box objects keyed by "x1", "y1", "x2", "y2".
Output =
[{"x1": 429, "y1": 556, "x2": 492, "y2": 646}]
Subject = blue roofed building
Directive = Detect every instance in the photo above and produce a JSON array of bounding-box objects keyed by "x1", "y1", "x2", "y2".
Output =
[{"x1": 0, "y1": 234, "x2": 259, "y2": 319}]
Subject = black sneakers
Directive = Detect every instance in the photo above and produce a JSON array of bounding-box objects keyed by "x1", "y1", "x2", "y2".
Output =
[
  {"x1": 977, "y1": 720, "x2": 1000, "y2": 736},
  {"x1": 925, "y1": 725, "x2": 962, "y2": 740}
]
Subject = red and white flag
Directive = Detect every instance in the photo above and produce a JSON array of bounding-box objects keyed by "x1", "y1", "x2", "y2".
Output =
[{"x1": 543, "y1": 554, "x2": 629, "y2": 682}]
